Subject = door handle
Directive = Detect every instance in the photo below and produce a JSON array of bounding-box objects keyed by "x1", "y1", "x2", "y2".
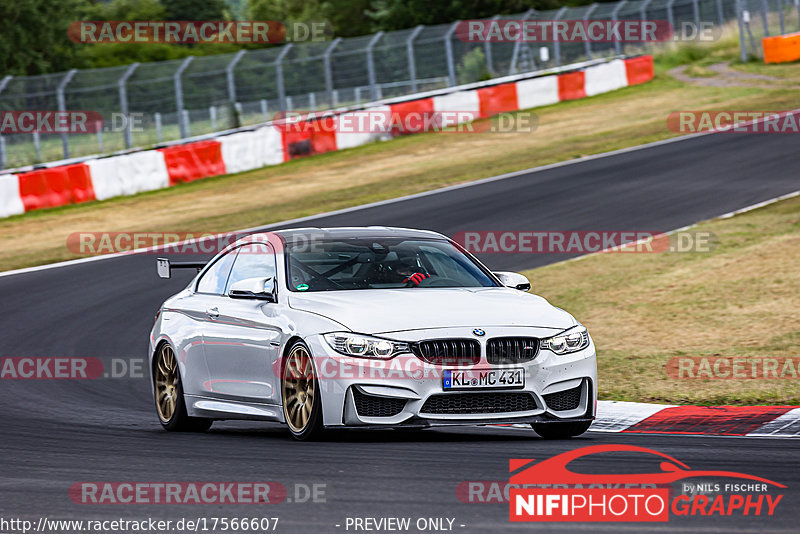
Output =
[{"x1": 206, "y1": 307, "x2": 219, "y2": 319}]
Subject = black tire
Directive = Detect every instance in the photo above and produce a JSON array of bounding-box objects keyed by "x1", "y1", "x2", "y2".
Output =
[
  {"x1": 282, "y1": 341, "x2": 325, "y2": 441},
  {"x1": 532, "y1": 420, "x2": 592, "y2": 439},
  {"x1": 153, "y1": 343, "x2": 213, "y2": 432}
]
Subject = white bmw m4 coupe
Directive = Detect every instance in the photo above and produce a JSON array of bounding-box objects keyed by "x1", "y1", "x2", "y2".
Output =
[{"x1": 150, "y1": 227, "x2": 597, "y2": 440}]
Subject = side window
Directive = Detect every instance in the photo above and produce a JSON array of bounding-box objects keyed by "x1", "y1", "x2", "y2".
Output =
[
  {"x1": 225, "y1": 243, "x2": 277, "y2": 294},
  {"x1": 196, "y1": 250, "x2": 236, "y2": 294}
]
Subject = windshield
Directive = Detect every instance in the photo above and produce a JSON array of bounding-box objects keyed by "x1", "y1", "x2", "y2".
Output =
[{"x1": 285, "y1": 238, "x2": 499, "y2": 292}]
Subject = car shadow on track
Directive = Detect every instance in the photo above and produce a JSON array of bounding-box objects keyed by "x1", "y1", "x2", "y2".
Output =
[{"x1": 176, "y1": 422, "x2": 597, "y2": 443}]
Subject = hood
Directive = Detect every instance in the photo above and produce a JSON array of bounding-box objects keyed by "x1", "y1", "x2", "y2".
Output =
[{"x1": 287, "y1": 287, "x2": 575, "y2": 334}]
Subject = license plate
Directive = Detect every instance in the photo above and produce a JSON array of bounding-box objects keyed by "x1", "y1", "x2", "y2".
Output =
[{"x1": 443, "y1": 368, "x2": 525, "y2": 390}]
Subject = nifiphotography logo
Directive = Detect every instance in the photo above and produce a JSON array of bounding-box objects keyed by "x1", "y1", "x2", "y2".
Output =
[{"x1": 508, "y1": 445, "x2": 784, "y2": 522}]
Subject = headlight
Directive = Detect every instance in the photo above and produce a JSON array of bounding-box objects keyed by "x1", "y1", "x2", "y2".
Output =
[
  {"x1": 324, "y1": 333, "x2": 410, "y2": 359},
  {"x1": 541, "y1": 325, "x2": 590, "y2": 355}
]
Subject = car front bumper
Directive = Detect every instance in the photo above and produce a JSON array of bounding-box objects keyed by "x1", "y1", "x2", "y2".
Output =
[{"x1": 305, "y1": 326, "x2": 597, "y2": 428}]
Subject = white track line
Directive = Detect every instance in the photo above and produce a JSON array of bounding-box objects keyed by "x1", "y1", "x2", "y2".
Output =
[{"x1": 2, "y1": 107, "x2": 799, "y2": 279}]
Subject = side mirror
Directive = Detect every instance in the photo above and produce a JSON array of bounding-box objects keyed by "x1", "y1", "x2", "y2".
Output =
[
  {"x1": 494, "y1": 271, "x2": 531, "y2": 292},
  {"x1": 228, "y1": 277, "x2": 277, "y2": 302}
]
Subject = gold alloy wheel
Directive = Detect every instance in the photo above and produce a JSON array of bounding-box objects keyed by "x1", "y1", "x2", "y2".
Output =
[
  {"x1": 154, "y1": 344, "x2": 179, "y2": 422},
  {"x1": 282, "y1": 345, "x2": 316, "y2": 433}
]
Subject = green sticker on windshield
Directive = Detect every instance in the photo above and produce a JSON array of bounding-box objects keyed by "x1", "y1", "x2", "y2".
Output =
[{"x1": 296, "y1": 284, "x2": 309, "y2": 291}]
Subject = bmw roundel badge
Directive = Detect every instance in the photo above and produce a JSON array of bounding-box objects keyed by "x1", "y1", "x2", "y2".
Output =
[{"x1": 473, "y1": 328, "x2": 485, "y2": 337}]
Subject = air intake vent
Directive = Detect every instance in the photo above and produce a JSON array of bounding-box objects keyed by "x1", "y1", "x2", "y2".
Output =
[
  {"x1": 543, "y1": 384, "x2": 583, "y2": 411},
  {"x1": 352, "y1": 389, "x2": 407, "y2": 417},
  {"x1": 421, "y1": 392, "x2": 536, "y2": 414}
]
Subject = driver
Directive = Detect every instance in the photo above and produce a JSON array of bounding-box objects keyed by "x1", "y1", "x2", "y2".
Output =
[{"x1": 393, "y1": 257, "x2": 430, "y2": 287}]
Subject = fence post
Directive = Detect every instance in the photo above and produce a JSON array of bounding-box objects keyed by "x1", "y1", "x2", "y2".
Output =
[
  {"x1": 0, "y1": 75, "x2": 11, "y2": 95},
  {"x1": 406, "y1": 25, "x2": 424, "y2": 92},
  {"x1": 154, "y1": 112, "x2": 163, "y2": 143},
  {"x1": 323, "y1": 37, "x2": 342, "y2": 106},
  {"x1": 57, "y1": 69, "x2": 77, "y2": 159},
  {"x1": 760, "y1": 0, "x2": 769, "y2": 35},
  {"x1": 96, "y1": 121, "x2": 104, "y2": 152},
  {"x1": 716, "y1": 0, "x2": 724, "y2": 27},
  {"x1": 366, "y1": 31, "x2": 385, "y2": 101},
  {"x1": 226, "y1": 49, "x2": 246, "y2": 104},
  {"x1": 777, "y1": 0, "x2": 785, "y2": 34},
  {"x1": 611, "y1": 1, "x2": 628, "y2": 56},
  {"x1": 209, "y1": 106, "x2": 217, "y2": 130},
  {"x1": 585, "y1": 4, "x2": 600, "y2": 60},
  {"x1": 118, "y1": 62, "x2": 138, "y2": 149},
  {"x1": 484, "y1": 15, "x2": 500, "y2": 75},
  {"x1": 444, "y1": 21, "x2": 460, "y2": 86},
  {"x1": 510, "y1": 10, "x2": 534, "y2": 73},
  {"x1": 553, "y1": 7, "x2": 568, "y2": 66},
  {"x1": 174, "y1": 56, "x2": 194, "y2": 139},
  {"x1": 275, "y1": 44, "x2": 294, "y2": 111},
  {"x1": 260, "y1": 99, "x2": 268, "y2": 122},
  {"x1": 233, "y1": 102, "x2": 243, "y2": 128},
  {"x1": 0, "y1": 75, "x2": 12, "y2": 170},
  {"x1": 794, "y1": 0, "x2": 800, "y2": 29},
  {"x1": 639, "y1": 0, "x2": 655, "y2": 54},
  {"x1": 736, "y1": 0, "x2": 748, "y2": 61},
  {"x1": 667, "y1": 0, "x2": 677, "y2": 36},
  {"x1": 692, "y1": 0, "x2": 700, "y2": 33},
  {"x1": 33, "y1": 131, "x2": 42, "y2": 161},
  {"x1": 640, "y1": 0, "x2": 653, "y2": 22},
  {"x1": 183, "y1": 110, "x2": 191, "y2": 137}
]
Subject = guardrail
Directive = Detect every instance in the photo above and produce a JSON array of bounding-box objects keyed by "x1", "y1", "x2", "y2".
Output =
[
  {"x1": 0, "y1": 0, "x2": 744, "y2": 170},
  {"x1": 0, "y1": 55, "x2": 654, "y2": 220}
]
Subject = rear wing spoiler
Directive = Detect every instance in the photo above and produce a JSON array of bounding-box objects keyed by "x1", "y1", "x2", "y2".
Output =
[{"x1": 157, "y1": 257, "x2": 206, "y2": 279}]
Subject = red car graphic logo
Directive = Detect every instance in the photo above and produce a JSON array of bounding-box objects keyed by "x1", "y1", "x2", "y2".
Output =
[{"x1": 510, "y1": 444, "x2": 785, "y2": 487}]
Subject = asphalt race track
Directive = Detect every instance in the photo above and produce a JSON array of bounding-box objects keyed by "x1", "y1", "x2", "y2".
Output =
[{"x1": 1, "y1": 131, "x2": 799, "y2": 533}]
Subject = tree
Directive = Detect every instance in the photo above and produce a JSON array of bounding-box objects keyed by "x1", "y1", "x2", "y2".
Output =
[
  {"x1": 83, "y1": 0, "x2": 167, "y2": 20},
  {"x1": 366, "y1": 0, "x2": 574, "y2": 31},
  {"x1": 246, "y1": 0, "x2": 373, "y2": 39},
  {"x1": 0, "y1": 0, "x2": 91, "y2": 75},
  {"x1": 162, "y1": 0, "x2": 228, "y2": 20}
]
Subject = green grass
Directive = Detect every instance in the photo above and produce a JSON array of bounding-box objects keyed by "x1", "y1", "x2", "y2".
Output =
[{"x1": 522, "y1": 195, "x2": 800, "y2": 405}]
